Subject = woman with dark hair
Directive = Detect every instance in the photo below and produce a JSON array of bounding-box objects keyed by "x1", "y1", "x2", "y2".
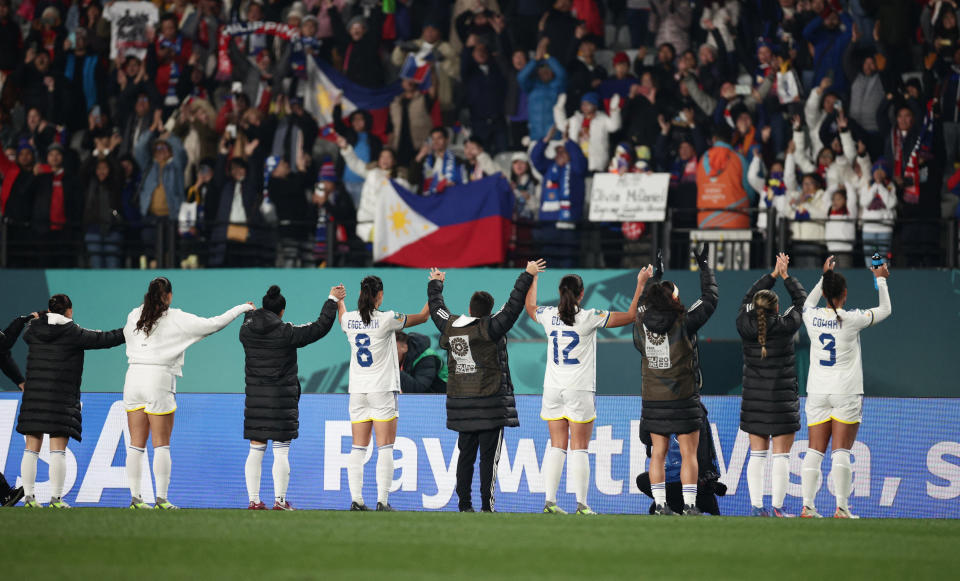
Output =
[
  {"x1": 239, "y1": 284, "x2": 345, "y2": 510},
  {"x1": 800, "y1": 256, "x2": 891, "y2": 519},
  {"x1": 17, "y1": 295, "x2": 125, "y2": 508},
  {"x1": 337, "y1": 275, "x2": 429, "y2": 511},
  {"x1": 525, "y1": 267, "x2": 649, "y2": 515},
  {"x1": 736, "y1": 253, "x2": 807, "y2": 518},
  {"x1": 122, "y1": 277, "x2": 253, "y2": 509},
  {"x1": 633, "y1": 246, "x2": 718, "y2": 516}
]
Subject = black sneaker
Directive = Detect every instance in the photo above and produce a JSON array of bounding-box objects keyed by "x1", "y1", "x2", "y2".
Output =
[
  {"x1": 375, "y1": 502, "x2": 396, "y2": 512},
  {"x1": 349, "y1": 501, "x2": 370, "y2": 511},
  {"x1": 459, "y1": 506, "x2": 475, "y2": 512},
  {"x1": 682, "y1": 504, "x2": 703, "y2": 516},
  {"x1": 2, "y1": 487, "x2": 24, "y2": 508},
  {"x1": 481, "y1": 507, "x2": 495, "y2": 513},
  {"x1": 653, "y1": 503, "x2": 676, "y2": 515}
]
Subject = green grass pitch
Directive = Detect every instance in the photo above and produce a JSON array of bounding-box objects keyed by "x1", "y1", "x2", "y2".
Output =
[{"x1": 3, "y1": 509, "x2": 959, "y2": 580}]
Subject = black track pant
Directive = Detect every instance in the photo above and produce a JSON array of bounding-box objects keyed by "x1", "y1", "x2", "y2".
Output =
[
  {"x1": 635, "y1": 472, "x2": 720, "y2": 515},
  {"x1": 0, "y1": 471, "x2": 12, "y2": 499},
  {"x1": 456, "y1": 428, "x2": 504, "y2": 511}
]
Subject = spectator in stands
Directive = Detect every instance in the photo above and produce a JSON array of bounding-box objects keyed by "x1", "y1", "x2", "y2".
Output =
[
  {"x1": 267, "y1": 154, "x2": 313, "y2": 268},
  {"x1": 391, "y1": 22, "x2": 460, "y2": 121},
  {"x1": 60, "y1": 29, "x2": 107, "y2": 132},
  {"x1": 463, "y1": 41, "x2": 508, "y2": 154},
  {"x1": 338, "y1": 134, "x2": 409, "y2": 249},
  {"x1": 650, "y1": 0, "x2": 692, "y2": 54},
  {"x1": 859, "y1": 159, "x2": 897, "y2": 265},
  {"x1": 747, "y1": 156, "x2": 788, "y2": 236},
  {"x1": 333, "y1": 103, "x2": 379, "y2": 208},
  {"x1": 388, "y1": 78, "x2": 436, "y2": 168},
  {"x1": 784, "y1": 144, "x2": 829, "y2": 269},
  {"x1": 695, "y1": 123, "x2": 754, "y2": 230},
  {"x1": 517, "y1": 38, "x2": 566, "y2": 142},
  {"x1": 416, "y1": 127, "x2": 466, "y2": 195},
  {"x1": 210, "y1": 141, "x2": 261, "y2": 267},
  {"x1": 17, "y1": 48, "x2": 70, "y2": 127},
  {"x1": 330, "y1": 9, "x2": 384, "y2": 88},
  {"x1": 553, "y1": 92, "x2": 621, "y2": 172},
  {"x1": 82, "y1": 155, "x2": 124, "y2": 269},
  {"x1": 655, "y1": 113, "x2": 705, "y2": 231},
  {"x1": 505, "y1": 49, "x2": 530, "y2": 149},
  {"x1": 0, "y1": 143, "x2": 39, "y2": 265},
  {"x1": 598, "y1": 51, "x2": 638, "y2": 102},
  {"x1": 846, "y1": 50, "x2": 885, "y2": 159},
  {"x1": 866, "y1": 0, "x2": 913, "y2": 78},
  {"x1": 540, "y1": 0, "x2": 581, "y2": 66},
  {"x1": 939, "y1": 46, "x2": 960, "y2": 167},
  {"x1": 530, "y1": 126, "x2": 588, "y2": 267},
  {"x1": 135, "y1": 129, "x2": 187, "y2": 266},
  {"x1": 565, "y1": 38, "x2": 607, "y2": 117},
  {"x1": 803, "y1": 6, "x2": 853, "y2": 94},
  {"x1": 313, "y1": 159, "x2": 359, "y2": 266},
  {"x1": 825, "y1": 183, "x2": 859, "y2": 268},
  {"x1": 396, "y1": 331, "x2": 447, "y2": 394},
  {"x1": 463, "y1": 137, "x2": 498, "y2": 182},
  {"x1": 18, "y1": 107, "x2": 56, "y2": 158},
  {"x1": 33, "y1": 143, "x2": 82, "y2": 267},
  {"x1": 509, "y1": 151, "x2": 539, "y2": 220},
  {"x1": 0, "y1": 0, "x2": 23, "y2": 75},
  {"x1": 625, "y1": 0, "x2": 653, "y2": 49}
]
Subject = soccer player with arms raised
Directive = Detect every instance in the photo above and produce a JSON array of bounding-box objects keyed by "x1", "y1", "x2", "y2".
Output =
[
  {"x1": 800, "y1": 256, "x2": 891, "y2": 518},
  {"x1": 338, "y1": 276, "x2": 430, "y2": 511}
]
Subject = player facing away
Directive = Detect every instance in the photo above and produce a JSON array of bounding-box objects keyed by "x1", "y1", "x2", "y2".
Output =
[
  {"x1": 123, "y1": 277, "x2": 254, "y2": 509},
  {"x1": 338, "y1": 275, "x2": 430, "y2": 511},
  {"x1": 427, "y1": 260, "x2": 543, "y2": 512},
  {"x1": 736, "y1": 253, "x2": 807, "y2": 517},
  {"x1": 525, "y1": 267, "x2": 648, "y2": 515},
  {"x1": 633, "y1": 247, "x2": 718, "y2": 516},
  {"x1": 800, "y1": 256, "x2": 891, "y2": 518},
  {"x1": 239, "y1": 284, "x2": 345, "y2": 510},
  {"x1": 17, "y1": 296, "x2": 125, "y2": 508}
]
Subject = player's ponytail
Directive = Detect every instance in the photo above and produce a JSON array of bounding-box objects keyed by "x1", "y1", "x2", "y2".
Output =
[
  {"x1": 557, "y1": 274, "x2": 583, "y2": 326},
  {"x1": 642, "y1": 281, "x2": 685, "y2": 317},
  {"x1": 358, "y1": 275, "x2": 383, "y2": 326},
  {"x1": 136, "y1": 277, "x2": 172, "y2": 336},
  {"x1": 752, "y1": 290, "x2": 778, "y2": 359},
  {"x1": 822, "y1": 270, "x2": 846, "y2": 325}
]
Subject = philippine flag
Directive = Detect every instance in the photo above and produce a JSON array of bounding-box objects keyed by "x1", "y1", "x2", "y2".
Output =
[
  {"x1": 373, "y1": 175, "x2": 514, "y2": 267},
  {"x1": 398, "y1": 48, "x2": 434, "y2": 88},
  {"x1": 304, "y1": 56, "x2": 401, "y2": 142}
]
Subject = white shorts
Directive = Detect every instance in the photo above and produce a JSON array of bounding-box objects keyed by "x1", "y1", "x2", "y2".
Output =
[
  {"x1": 806, "y1": 393, "x2": 863, "y2": 426},
  {"x1": 349, "y1": 391, "x2": 399, "y2": 423},
  {"x1": 540, "y1": 387, "x2": 596, "y2": 423},
  {"x1": 123, "y1": 365, "x2": 177, "y2": 415}
]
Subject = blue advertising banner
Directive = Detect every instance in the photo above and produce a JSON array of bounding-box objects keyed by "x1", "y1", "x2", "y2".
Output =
[{"x1": 1, "y1": 394, "x2": 958, "y2": 518}]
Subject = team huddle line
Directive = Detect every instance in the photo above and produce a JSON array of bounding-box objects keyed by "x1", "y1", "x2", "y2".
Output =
[{"x1": 0, "y1": 253, "x2": 890, "y2": 516}]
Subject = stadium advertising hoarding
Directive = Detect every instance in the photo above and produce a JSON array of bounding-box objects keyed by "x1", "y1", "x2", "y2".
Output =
[{"x1": 1, "y1": 394, "x2": 957, "y2": 518}]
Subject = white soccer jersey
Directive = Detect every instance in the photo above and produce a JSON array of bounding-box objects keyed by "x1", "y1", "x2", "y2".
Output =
[
  {"x1": 802, "y1": 278, "x2": 890, "y2": 395},
  {"x1": 536, "y1": 306, "x2": 610, "y2": 391},
  {"x1": 341, "y1": 310, "x2": 406, "y2": 393}
]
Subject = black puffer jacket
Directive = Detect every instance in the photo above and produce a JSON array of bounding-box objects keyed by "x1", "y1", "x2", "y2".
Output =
[
  {"x1": 400, "y1": 332, "x2": 447, "y2": 394},
  {"x1": 16, "y1": 314, "x2": 125, "y2": 441},
  {"x1": 429, "y1": 272, "x2": 533, "y2": 432},
  {"x1": 634, "y1": 265, "x2": 718, "y2": 435},
  {"x1": 239, "y1": 300, "x2": 338, "y2": 442},
  {"x1": 737, "y1": 274, "x2": 807, "y2": 436},
  {"x1": 1, "y1": 315, "x2": 33, "y2": 387}
]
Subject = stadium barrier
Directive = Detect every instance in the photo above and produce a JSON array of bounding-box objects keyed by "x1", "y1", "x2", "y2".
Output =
[{"x1": 0, "y1": 394, "x2": 956, "y2": 518}]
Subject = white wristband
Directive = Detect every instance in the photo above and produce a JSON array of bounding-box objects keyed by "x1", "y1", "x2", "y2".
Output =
[{"x1": 328, "y1": 294, "x2": 339, "y2": 302}]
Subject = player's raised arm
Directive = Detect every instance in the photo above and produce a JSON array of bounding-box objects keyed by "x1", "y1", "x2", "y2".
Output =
[
  {"x1": 427, "y1": 268, "x2": 449, "y2": 331},
  {"x1": 404, "y1": 302, "x2": 431, "y2": 328},
  {"x1": 489, "y1": 260, "x2": 544, "y2": 340},
  {"x1": 606, "y1": 265, "x2": 652, "y2": 328},
  {"x1": 867, "y1": 263, "x2": 891, "y2": 325},
  {"x1": 524, "y1": 259, "x2": 547, "y2": 322}
]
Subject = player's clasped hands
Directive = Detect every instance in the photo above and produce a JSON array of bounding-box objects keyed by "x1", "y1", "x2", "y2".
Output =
[
  {"x1": 331, "y1": 285, "x2": 347, "y2": 301},
  {"x1": 429, "y1": 267, "x2": 446, "y2": 282},
  {"x1": 526, "y1": 259, "x2": 547, "y2": 276}
]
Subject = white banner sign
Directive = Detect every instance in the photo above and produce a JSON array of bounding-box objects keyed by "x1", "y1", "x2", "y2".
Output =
[{"x1": 588, "y1": 172, "x2": 670, "y2": 222}]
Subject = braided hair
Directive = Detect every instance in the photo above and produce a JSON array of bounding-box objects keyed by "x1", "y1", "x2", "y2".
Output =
[
  {"x1": 358, "y1": 275, "x2": 383, "y2": 326},
  {"x1": 752, "y1": 290, "x2": 779, "y2": 359},
  {"x1": 136, "y1": 277, "x2": 172, "y2": 336},
  {"x1": 822, "y1": 270, "x2": 846, "y2": 325}
]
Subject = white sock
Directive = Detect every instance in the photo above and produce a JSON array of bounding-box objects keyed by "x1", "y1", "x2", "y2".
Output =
[
  {"x1": 831, "y1": 448, "x2": 852, "y2": 510},
  {"x1": 747, "y1": 449, "x2": 767, "y2": 508},
  {"x1": 376, "y1": 444, "x2": 394, "y2": 505},
  {"x1": 126, "y1": 446, "x2": 145, "y2": 499},
  {"x1": 273, "y1": 441, "x2": 291, "y2": 503},
  {"x1": 771, "y1": 453, "x2": 790, "y2": 509},
  {"x1": 347, "y1": 445, "x2": 365, "y2": 505},
  {"x1": 542, "y1": 446, "x2": 567, "y2": 504},
  {"x1": 245, "y1": 443, "x2": 266, "y2": 503},
  {"x1": 49, "y1": 450, "x2": 66, "y2": 500},
  {"x1": 153, "y1": 446, "x2": 171, "y2": 500},
  {"x1": 801, "y1": 449, "x2": 824, "y2": 508},
  {"x1": 682, "y1": 484, "x2": 697, "y2": 506},
  {"x1": 651, "y1": 481, "x2": 666, "y2": 506},
  {"x1": 569, "y1": 449, "x2": 590, "y2": 506},
  {"x1": 21, "y1": 449, "x2": 38, "y2": 497}
]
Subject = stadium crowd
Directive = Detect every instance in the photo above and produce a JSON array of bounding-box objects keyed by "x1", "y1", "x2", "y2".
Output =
[{"x1": 0, "y1": 0, "x2": 957, "y2": 269}]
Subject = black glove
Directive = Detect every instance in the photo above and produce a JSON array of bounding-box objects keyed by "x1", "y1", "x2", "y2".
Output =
[
  {"x1": 654, "y1": 248, "x2": 665, "y2": 281},
  {"x1": 693, "y1": 244, "x2": 709, "y2": 270}
]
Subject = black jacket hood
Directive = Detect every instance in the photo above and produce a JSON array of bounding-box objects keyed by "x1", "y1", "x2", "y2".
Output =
[
  {"x1": 243, "y1": 309, "x2": 285, "y2": 335},
  {"x1": 26, "y1": 315, "x2": 75, "y2": 341}
]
